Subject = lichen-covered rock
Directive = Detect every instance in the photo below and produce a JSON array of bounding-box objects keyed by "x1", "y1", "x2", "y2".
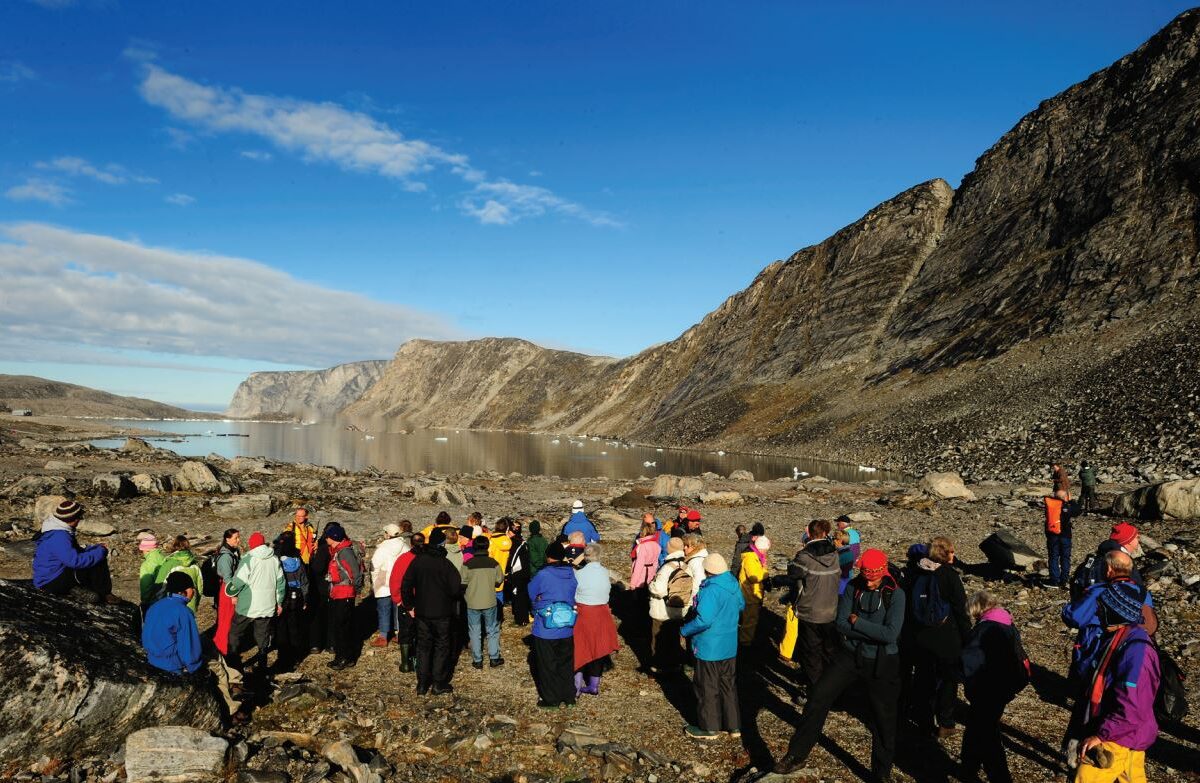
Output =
[
  {"x1": 0, "y1": 580, "x2": 221, "y2": 765},
  {"x1": 728, "y1": 470, "x2": 755, "y2": 482},
  {"x1": 174, "y1": 461, "x2": 239, "y2": 494},
  {"x1": 210, "y1": 493, "x2": 276, "y2": 519},
  {"x1": 120, "y1": 437, "x2": 154, "y2": 454},
  {"x1": 1114, "y1": 478, "x2": 1200, "y2": 520},
  {"x1": 699, "y1": 490, "x2": 744, "y2": 506},
  {"x1": 124, "y1": 726, "x2": 228, "y2": 783},
  {"x1": 131, "y1": 473, "x2": 172, "y2": 494},
  {"x1": 920, "y1": 472, "x2": 977, "y2": 501},
  {"x1": 3, "y1": 475, "x2": 67, "y2": 499}
]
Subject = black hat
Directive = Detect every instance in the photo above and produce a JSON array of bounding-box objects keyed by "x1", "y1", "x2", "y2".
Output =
[
  {"x1": 165, "y1": 570, "x2": 195, "y2": 594},
  {"x1": 546, "y1": 542, "x2": 567, "y2": 561},
  {"x1": 429, "y1": 528, "x2": 447, "y2": 547}
]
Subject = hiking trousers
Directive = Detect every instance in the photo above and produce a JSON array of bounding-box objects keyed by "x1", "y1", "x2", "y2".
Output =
[
  {"x1": 1073, "y1": 742, "x2": 1145, "y2": 783},
  {"x1": 695, "y1": 656, "x2": 740, "y2": 733},
  {"x1": 795, "y1": 619, "x2": 840, "y2": 688},
  {"x1": 913, "y1": 652, "x2": 960, "y2": 729},
  {"x1": 961, "y1": 695, "x2": 1013, "y2": 783},
  {"x1": 1080, "y1": 485, "x2": 1098, "y2": 514},
  {"x1": 785, "y1": 652, "x2": 900, "y2": 781},
  {"x1": 415, "y1": 616, "x2": 452, "y2": 689},
  {"x1": 41, "y1": 558, "x2": 113, "y2": 599},
  {"x1": 1046, "y1": 534, "x2": 1072, "y2": 586},
  {"x1": 651, "y1": 617, "x2": 684, "y2": 670},
  {"x1": 531, "y1": 635, "x2": 575, "y2": 706},
  {"x1": 327, "y1": 598, "x2": 356, "y2": 662}
]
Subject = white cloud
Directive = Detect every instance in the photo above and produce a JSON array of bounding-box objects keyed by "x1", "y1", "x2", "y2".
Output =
[
  {"x1": 5, "y1": 178, "x2": 72, "y2": 206},
  {"x1": 35, "y1": 156, "x2": 158, "y2": 185},
  {"x1": 0, "y1": 61, "x2": 36, "y2": 83},
  {"x1": 239, "y1": 150, "x2": 273, "y2": 162},
  {"x1": 0, "y1": 222, "x2": 463, "y2": 368},
  {"x1": 164, "y1": 127, "x2": 195, "y2": 150},
  {"x1": 165, "y1": 193, "x2": 196, "y2": 206},
  {"x1": 137, "y1": 64, "x2": 620, "y2": 227}
]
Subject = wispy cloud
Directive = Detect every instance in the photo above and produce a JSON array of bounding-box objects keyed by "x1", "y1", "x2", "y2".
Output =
[
  {"x1": 0, "y1": 223, "x2": 463, "y2": 367},
  {"x1": 165, "y1": 193, "x2": 195, "y2": 206},
  {"x1": 137, "y1": 64, "x2": 620, "y2": 228},
  {"x1": 239, "y1": 150, "x2": 273, "y2": 162},
  {"x1": 0, "y1": 61, "x2": 36, "y2": 84},
  {"x1": 5, "y1": 179, "x2": 72, "y2": 206},
  {"x1": 35, "y1": 156, "x2": 158, "y2": 185}
]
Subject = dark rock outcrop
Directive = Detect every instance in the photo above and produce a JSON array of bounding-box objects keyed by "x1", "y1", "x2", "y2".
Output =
[{"x1": 0, "y1": 580, "x2": 220, "y2": 767}]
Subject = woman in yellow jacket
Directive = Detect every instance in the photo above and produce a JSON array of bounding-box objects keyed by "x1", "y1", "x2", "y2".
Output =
[
  {"x1": 488, "y1": 519, "x2": 514, "y2": 609},
  {"x1": 738, "y1": 535, "x2": 771, "y2": 646}
]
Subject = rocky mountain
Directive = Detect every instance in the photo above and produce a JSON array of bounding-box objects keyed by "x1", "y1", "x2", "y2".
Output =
[
  {"x1": 0, "y1": 376, "x2": 201, "y2": 419},
  {"x1": 341, "y1": 11, "x2": 1200, "y2": 480},
  {"x1": 225, "y1": 360, "x2": 388, "y2": 420}
]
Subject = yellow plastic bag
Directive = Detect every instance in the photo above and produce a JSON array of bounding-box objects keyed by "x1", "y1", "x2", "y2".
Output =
[{"x1": 778, "y1": 605, "x2": 798, "y2": 659}]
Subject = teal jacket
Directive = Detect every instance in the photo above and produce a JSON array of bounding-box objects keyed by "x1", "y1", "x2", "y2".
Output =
[
  {"x1": 229, "y1": 544, "x2": 285, "y2": 618},
  {"x1": 680, "y1": 571, "x2": 744, "y2": 661}
]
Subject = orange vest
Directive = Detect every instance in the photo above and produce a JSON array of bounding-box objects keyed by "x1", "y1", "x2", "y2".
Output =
[
  {"x1": 287, "y1": 521, "x2": 316, "y2": 564},
  {"x1": 1044, "y1": 496, "x2": 1064, "y2": 535}
]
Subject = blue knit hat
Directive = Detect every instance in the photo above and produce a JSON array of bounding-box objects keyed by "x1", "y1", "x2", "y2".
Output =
[{"x1": 1098, "y1": 581, "x2": 1144, "y2": 626}]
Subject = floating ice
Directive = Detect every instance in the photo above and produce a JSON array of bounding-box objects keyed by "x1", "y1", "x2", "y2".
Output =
[
  {"x1": 435, "y1": 437, "x2": 449, "y2": 442},
  {"x1": 643, "y1": 460, "x2": 657, "y2": 467}
]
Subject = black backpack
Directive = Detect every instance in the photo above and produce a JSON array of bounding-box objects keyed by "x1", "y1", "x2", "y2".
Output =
[
  {"x1": 1069, "y1": 552, "x2": 1103, "y2": 603},
  {"x1": 199, "y1": 552, "x2": 220, "y2": 598},
  {"x1": 910, "y1": 570, "x2": 951, "y2": 627},
  {"x1": 1155, "y1": 647, "x2": 1189, "y2": 723}
]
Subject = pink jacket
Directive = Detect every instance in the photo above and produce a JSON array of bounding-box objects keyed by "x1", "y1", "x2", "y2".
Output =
[{"x1": 631, "y1": 535, "x2": 662, "y2": 589}]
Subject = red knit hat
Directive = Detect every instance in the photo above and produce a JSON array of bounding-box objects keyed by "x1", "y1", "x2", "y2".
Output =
[
  {"x1": 859, "y1": 548, "x2": 889, "y2": 579},
  {"x1": 686, "y1": 509, "x2": 702, "y2": 522},
  {"x1": 1110, "y1": 522, "x2": 1138, "y2": 547},
  {"x1": 248, "y1": 531, "x2": 266, "y2": 549}
]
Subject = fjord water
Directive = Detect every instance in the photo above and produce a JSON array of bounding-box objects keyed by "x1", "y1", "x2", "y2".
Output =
[{"x1": 91, "y1": 419, "x2": 900, "y2": 482}]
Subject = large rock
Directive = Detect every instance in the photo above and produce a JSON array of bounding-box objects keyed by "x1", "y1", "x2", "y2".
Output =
[
  {"x1": 919, "y1": 472, "x2": 977, "y2": 501},
  {"x1": 648, "y1": 475, "x2": 705, "y2": 500},
  {"x1": 76, "y1": 519, "x2": 116, "y2": 537},
  {"x1": 979, "y1": 530, "x2": 1042, "y2": 571},
  {"x1": 699, "y1": 490, "x2": 745, "y2": 506},
  {"x1": 728, "y1": 469, "x2": 755, "y2": 482},
  {"x1": 125, "y1": 726, "x2": 229, "y2": 783},
  {"x1": 0, "y1": 580, "x2": 221, "y2": 765},
  {"x1": 408, "y1": 482, "x2": 468, "y2": 506},
  {"x1": 228, "y1": 456, "x2": 270, "y2": 474},
  {"x1": 174, "y1": 461, "x2": 239, "y2": 494},
  {"x1": 1114, "y1": 478, "x2": 1200, "y2": 520},
  {"x1": 131, "y1": 473, "x2": 172, "y2": 494},
  {"x1": 92, "y1": 473, "x2": 136, "y2": 499},
  {"x1": 3, "y1": 475, "x2": 67, "y2": 499},
  {"x1": 210, "y1": 493, "x2": 277, "y2": 520},
  {"x1": 120, "y1": 437, "x2": 154, "y2": 454}
]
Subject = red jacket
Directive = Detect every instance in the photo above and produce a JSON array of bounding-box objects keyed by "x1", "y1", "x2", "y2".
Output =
[
  {"x1": 389, "y1": 550, "x2": 417, "y2": 606},
  {"x1": 326, "y1": 540, "x2": 359, "y2": 600}
]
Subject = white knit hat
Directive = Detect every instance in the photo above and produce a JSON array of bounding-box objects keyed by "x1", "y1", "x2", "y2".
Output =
[
  {"x1": 382, "y1": 523, "x2": 401, "y2": 538},
  {"x1": 571, "y1": 500, "x2": 584, "y2": 510},
  {"x1": 756, "y1": 535, "x2": 772, "y2": 553},
  {"x1": 702, "y1": 552, "x2": 729, "y2": 575}
]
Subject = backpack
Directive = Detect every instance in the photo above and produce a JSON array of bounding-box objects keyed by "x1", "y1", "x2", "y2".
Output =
[
  {"x1": 665, "y1": 563, "x2": 694, "y2": 608},
  {"x1": 1003, "y1": 626, "x2": 1033, "y2": 699},
  {"x1": 539, "y1": 601, "x2": 577, "y2": 629},
  {"x1": 334, "y1": 544, "x2": 366, "y2": 593},
  {"x1": 1044, "y1": 496, "x2": 1064, "y2": 535},
  {"x1": 1155, "y1": 646, "x2": 1189, "y2": 723},
  {"x1": 199, "y1": 552, "x2": 220, "y2": 598},
  {"x1": 1069, "y1": 553, "x2": 1103, "y2": 603},
  {"x1": 910, "y1": 570, "x2": 951, "y2": 627}
]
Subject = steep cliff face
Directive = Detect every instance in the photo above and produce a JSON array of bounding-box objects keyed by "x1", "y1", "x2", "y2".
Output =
[{"x1": 225, "y1": 360, "x2": 388, "y2": 419}]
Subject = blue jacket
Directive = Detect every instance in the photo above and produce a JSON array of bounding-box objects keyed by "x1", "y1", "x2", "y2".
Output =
[
  {"x1": 32, "y1": 519, "x2": 106, "y2": 588},
  {"x1": 837, "y1": 575, "x2": 906, "y2": 658},
  {"x1": 562, "y1": 511, "x2": 600, "y2": 544},
  {"x1": 680, "y1": 571, "x2": 744, "y2": 661},
  {"x1": 529, "y1": 562, "x2": 578, "y2": 640},
  {"x1": 1062, "y1": 579, "x2": 1153, "y2": 678},
  {"x1": 142, "y1": 594, "x2": 203, "y2": 675}
]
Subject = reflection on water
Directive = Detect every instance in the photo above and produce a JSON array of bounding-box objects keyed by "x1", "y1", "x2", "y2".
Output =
[{"x1": 90, "y1": 420, "x2": 901, "y2": 482}]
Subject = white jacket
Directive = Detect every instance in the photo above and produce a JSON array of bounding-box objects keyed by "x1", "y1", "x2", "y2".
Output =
[
  {"x1": 685, "y1": 548, "x2": 709, "y2": 605},
  {"x1": 370, "y1": 537, "x2": 409, "y2": 598},
  {"x1": 648, "y1": 551, "x2": 686, "y2": 621}
]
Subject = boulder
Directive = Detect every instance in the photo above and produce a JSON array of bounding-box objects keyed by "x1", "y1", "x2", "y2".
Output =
[
  {"x1": 3, "y1": 475, "x2": 67, "y2": 499},
  {"x1": 124, "y1": 726, "x2": 229, "y2": 783},
  {"x1": 920, "y1": 471, "x2": 977, "y2": 501},
  {"x1": 92, "y1": 473, "x2": 136, "y2": 499},
  {"x1": 131, "y1": 473, "x2": 172, "y2": 494},
  {"x1": 76, "y1": 519, "x2": 116, "y2": 537},
  {"x1": 228, "y1": 457, "x2": 270, "y2": 474},
  {"x1": 34, "y1": 494, "x2": 70, "y2": 525},
  {"x1": 1114, "y1": 478, "x2": 1200, "y2": 520},
  {"x1": 174, "y1": 461, "x2": 239, "y2": 494},
  {"x1": 120, "y1": 437, "x2": 154, "y2": 453},
  {"x1": 0, "y1": 580, "x2": 221, "y2": 765},
  {"x1": 699, "y1": 490, "x2": 745, "y2": 506},
  {"x1": 700, "y1": 471, "x2": 722, "y2": 481},
  {"x1": 845, "y1": 511, "x2": 878, "y2": 523},
  {"x1": 979, "y1": 530, "x2": 1042, "y2": 571},
  {"x1": 676, "y1": 477, "x2": 704, "y2": 498},
  {"x1": 410, "y1": 482, "x2": 468, "y2": 506},
  {"x1": 43, "y1": 460, "x2": 79, "y2": 471},
  {"x1": 210, "y1": 493, "x2": 277, "y2": 520},
  {"x1": 728, "y1": 469, "x2": 755, "y2": 482},
  {"x1": 648, "y1": 475, "x2": 680, "y2": 500}
]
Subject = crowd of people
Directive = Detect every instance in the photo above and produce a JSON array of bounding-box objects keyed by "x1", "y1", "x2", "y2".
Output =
[{"x1": 28, "y1": 465, "x2": 1173, "y2": 783}]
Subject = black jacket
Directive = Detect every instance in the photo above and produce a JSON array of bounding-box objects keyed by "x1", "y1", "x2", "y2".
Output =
[
  {"x1": 905, "y1": 560, "x2": 971, "y2": 658},
  {"x1": 400, "y1": 547, "x2": 462, "y2": 619},
  {"x1": 507, "y1": 535, "x2": 531, "y2": 582}
]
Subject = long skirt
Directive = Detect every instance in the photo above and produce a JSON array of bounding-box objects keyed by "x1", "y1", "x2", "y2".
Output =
[
  {"x1": 573, "y1": 603, "x2": 619, "y2": 671},
  {"x1": 214, "y1": 582, "x2": 237, "y2": 656}
]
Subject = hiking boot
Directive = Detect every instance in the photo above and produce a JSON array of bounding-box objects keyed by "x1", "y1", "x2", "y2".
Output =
[
  {"x1": 536, "y1": 700, "x2": 558, "y2": 710},
  {"x1": 684, "y1": 725, "x2": 721, "y2": 741},
  {"x1": 490, "y1": 657, "x2": 505, "y2": 668},
  {"x1": 773, "y1": 754, "x2": 806, "y2": 775},
  {"x1": 725, "y1": 729, "x2": 742, "y2": 739},
  {"x1": 431, "y1": 683, "x2": 454, "y2": 695},
  {"x1": 936, "y1": 725, "x2": 960, "y2": 740},
  {"x1": 326, "y1": 658, "x2": 348, "y2": 671},
  {"x1": 369, "y1": 634, "x2": 388, "y2": 648},
  {"x1": 398, "y1": 644, "x2": 415, "y2": 673},
  {"x1": 416, "y1": 683, "x2": 430, "y2": 696},
  {"x1": 472, "y1": 660, "x2": 484, "y2": 670}
]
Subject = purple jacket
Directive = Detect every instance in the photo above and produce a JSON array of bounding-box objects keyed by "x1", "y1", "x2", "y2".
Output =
[{"x1": 1090, "y1": 626, "x2": 1160, "y2": 751}]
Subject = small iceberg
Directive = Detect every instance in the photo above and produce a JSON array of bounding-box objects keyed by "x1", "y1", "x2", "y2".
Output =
[
  {"x1": 600, "y1": 451, "x2": 607, "y2": 455},
  {"x1": 550, "y1": 439, "x2": 560, "y2": 445},
  {"x1": 717, "y1": 450, "x2": 726, "y2": 456},
  {"x1": 656, "y1": 448, "x2": 663, "y2": 453},
  {"x1": 793, "y1": 467, "x2": 810, "y2": 479},
  {"x1": 858, "y1": 465, "x2": 877, "y2": 472},
  {"x1": 364, "y1": 435, "x2": 375, "y2": 441},
  {"x1": 434, "y1": 437, "x2": 449, "y2": 442},
  {"x1": 643, "y1": 460, "x2": 656, "y2": 467}
]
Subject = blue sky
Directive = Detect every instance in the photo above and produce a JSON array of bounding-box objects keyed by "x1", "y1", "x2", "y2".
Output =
[{"x1": 0, "y1": 0, "x2": 1193, "y2": 409}]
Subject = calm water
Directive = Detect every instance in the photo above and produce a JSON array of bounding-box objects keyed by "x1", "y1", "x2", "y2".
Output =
[{"x1": 91, "y1": 420, "x2": 900, "y2": 482}]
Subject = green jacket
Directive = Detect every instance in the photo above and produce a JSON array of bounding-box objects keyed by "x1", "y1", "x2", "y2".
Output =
[
  {"x1": 528, "y1": 534, "x2": 548, "y2": 577},
  {"x1": 1080, "y1": 466, "x2": 1098, "y2": 487},
  {"x1": 229, "y1": 544, "x2": 285, "y2": 618},
  {"x1": 155, "y1": 550, "x2": 203, "y2": 613},
  {"x1": 461, "y1": 553, "x2": 503, "y2": 610},
  {"x1": 139, "y1": 549, "x2": 166, "y2": 606}
]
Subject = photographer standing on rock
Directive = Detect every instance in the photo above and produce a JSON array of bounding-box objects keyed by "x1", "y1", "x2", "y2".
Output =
[{"x1": 32, "y1": 500, "x2": 118, "y2": 605}]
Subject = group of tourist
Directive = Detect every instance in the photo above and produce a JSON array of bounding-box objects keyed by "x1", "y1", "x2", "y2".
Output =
[{"x1": 29, "y1": 476, "x2": 1168, "y2": 783}]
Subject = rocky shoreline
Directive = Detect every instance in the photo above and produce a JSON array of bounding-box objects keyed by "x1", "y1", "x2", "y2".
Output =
[{"x1": 1, "y1": 428, "x2": 1197, "y2": 783}]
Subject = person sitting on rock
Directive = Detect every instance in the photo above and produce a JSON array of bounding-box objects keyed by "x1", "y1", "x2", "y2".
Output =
[
  {"x1": 562, "y1": 500, "x2": 601, "y2": 544},
  {"x1": 142, "y1": 571, "x2": 247, "y2": 726},
  {"x1": 136, "y1": 532, "x2": 165, "y2": 610},
  {"x1": 154, "y1": 535, "x2": 204, "y2": 614},
  {"x1": 32, "y1": 500, "x2": 117, "y2": 605}
]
